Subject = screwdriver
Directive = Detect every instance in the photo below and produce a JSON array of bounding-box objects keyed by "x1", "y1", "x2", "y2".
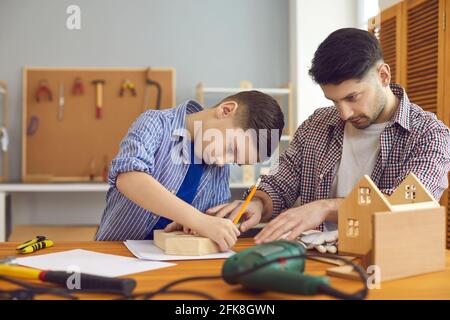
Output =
[{"x1": 0, "y1": 262, "x2": 136, "y2": 295}]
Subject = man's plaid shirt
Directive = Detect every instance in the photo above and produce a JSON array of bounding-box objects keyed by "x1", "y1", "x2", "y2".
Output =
[{"x1": 255, "y1": 84, "x2": 450, "y2": 220}]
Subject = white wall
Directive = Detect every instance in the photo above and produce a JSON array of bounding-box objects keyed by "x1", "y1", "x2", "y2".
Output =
[
  {"x1": 379, "y1": 0, "x2": 402, "y2": 10},
  {"x1": 290, "y1": 0, "x2": 359, "y2": 125},
  {"x1": 358, "y1": 0, "x2": 381, "y2": 28},
  {"x1": 0, "y1": 0, "x2": 289, "y2": 232},
  {"x1": 1, "y1": 0, "x2": 289, "y2": 182}
]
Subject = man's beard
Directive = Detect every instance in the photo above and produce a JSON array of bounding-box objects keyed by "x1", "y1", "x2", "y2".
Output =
[{"x1": 354, "y1": 86, "x2": 387, "y2": 129}]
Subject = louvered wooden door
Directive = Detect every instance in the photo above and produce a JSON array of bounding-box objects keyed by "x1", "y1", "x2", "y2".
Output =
[
  {"x1": 405, "y1": 0, "x2": 443, "y2": 115},
  {"x1": 444, "y1": 0, "x2": 450, "y2": 249},
  {"x1": 371, "y1": 0, "x2": 450, "y2": 248},
  {"x1": 404, "y1": 0, "x2": 448, "y2": 248},
  {"x1": 369, "y1": 3, "x2": 405, "y2": 86}
]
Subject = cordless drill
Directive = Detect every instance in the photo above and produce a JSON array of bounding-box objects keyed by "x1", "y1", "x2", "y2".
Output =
[{"x1": 222, "y1": 240, "x2": 330, "y2": 296}]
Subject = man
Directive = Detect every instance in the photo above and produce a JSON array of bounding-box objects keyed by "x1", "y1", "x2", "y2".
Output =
[
  {"x1": 208, "y1": 28, "x2": 450, "y2": 244},
  {"x1": 96, "y1": 91, "x2": 284, "y2": 252}
]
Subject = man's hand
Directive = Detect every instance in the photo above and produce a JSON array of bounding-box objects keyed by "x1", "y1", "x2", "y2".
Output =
[
  {"x1": 254, "y1": 199, "x2": 335, "y2": 244},
  {"x1": 206, "y1": 199, "x2": 264, "y2": 232}
]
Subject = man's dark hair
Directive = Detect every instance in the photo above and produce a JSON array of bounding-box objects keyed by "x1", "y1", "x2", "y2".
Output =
[
  {"x1": 309, "y1": 28, "x2": 384, "y2": 85},
  {"x1": 222, "y1": 90, "x2": 285, "y2": 159}
]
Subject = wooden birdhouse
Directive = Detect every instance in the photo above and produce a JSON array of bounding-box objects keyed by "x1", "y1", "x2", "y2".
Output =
[{"x1": 327, "y1": 173, "x2": 446, "y2": 282}]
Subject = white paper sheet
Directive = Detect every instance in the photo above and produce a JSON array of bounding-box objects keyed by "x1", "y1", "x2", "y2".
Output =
[
  {"x1": 124, "y1": 240, "x2": 235, "y2": 261},
  {"x1": 16, "y1": 249, "x2": 175, "y2": 277}
]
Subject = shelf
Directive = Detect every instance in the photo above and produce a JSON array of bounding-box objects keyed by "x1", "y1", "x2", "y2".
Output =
[
  {"x1": 0, "y1": 183, "x2": 109, "y2": 192},
  {"x1": 197, "y1": 81, "x2": 295, "y2": 139},
  {"x1": 230, "y1": 183, "x2": 252, "y2": 189}
]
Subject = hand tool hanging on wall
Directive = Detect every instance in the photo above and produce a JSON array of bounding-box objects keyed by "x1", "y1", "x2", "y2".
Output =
[
  {"x1": 35, "y1": 80, "x2": 52, "y2": 102},
  {"x1": 72, "y1": 77, "x2": 84, "y2": 95},
  {"x1": 143, "y1": 67, "x2": 162, "y2": 111},
  {"x1": 89, "y1": 158, "x2": 96, "y2": 181},
  {"x1": 119, "y1": 79, "x2": 137, "y2": 97},
  {"x1": 0, "y1": 127, "x2": 9, "y2": 152},
  {"x1": 58, "y1": 83, "x2": 64, "y2": 121},
  {"x1": 27, "y1": 116, "x2": 39, "y2": 136},
  {"x1": 102, "y1": 155, "x2": 109, "y2": 182},
  {"x1": 92, "y1": 80, "x2": 105, "y2": 119}
]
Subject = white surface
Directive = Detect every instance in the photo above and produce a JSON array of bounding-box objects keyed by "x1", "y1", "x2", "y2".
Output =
[
  {"x1": 290, "y1": 0, "x2": 358, "y2": 125},
  {"x1": 16, "y1": 249, "x2": 175, "y2": 277},
  {"x1": 379, "y1": 0, "x2": 401, "y2": 10},
  {"x1": 357, "y1": 0, "x2": 380, "y2": 28},
  {"x1": 124, "y1": 240, "x2": 235, "y2": 261}
]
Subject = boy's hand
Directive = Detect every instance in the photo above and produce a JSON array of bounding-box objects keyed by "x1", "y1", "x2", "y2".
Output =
[
  {"x1": 206, "y1": 199, "x2": 264, "y2": 232},
  {"x1": 164, "y1": 222, "x2": 197, "y2": 235},
  {"x1": 164, "y1": 216, "x2": 240, "y2": 252},
  {"x1": 194, "y1": 215, "x2": 240, "y2": 252}
]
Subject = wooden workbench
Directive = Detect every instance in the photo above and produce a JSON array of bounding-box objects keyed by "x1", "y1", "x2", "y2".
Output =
[{"x1": 0, "y1": 239, "x2": 449, "y2": 300}]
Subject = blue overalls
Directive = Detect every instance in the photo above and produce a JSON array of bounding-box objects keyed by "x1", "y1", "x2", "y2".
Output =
[{"x1": 146, "y1": 144, "x2": 205, "y2": 239}]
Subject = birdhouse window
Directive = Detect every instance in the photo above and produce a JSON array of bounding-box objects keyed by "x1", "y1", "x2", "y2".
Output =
[
  {"x1": 346, "y1": 219, "x2": 360, "y2": 238},
  {"x1": 358, "y1": 187, "x2": 371, "y2": 205},
  {"x1": 405, "y1": 184, "x2": 416, "y2": 200}
]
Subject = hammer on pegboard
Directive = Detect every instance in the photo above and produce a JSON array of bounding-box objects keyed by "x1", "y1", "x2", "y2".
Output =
[{"x1": 92, "y1": 79, "x2": 105, "y2": 119}]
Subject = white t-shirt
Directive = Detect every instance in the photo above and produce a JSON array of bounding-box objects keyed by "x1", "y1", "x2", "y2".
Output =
[{"x1": 325, "y1": 121, "x2": 388, "y2": 231}]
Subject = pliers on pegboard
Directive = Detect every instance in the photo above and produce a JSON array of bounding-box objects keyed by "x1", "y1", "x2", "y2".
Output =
[
  {"x1": 72, "y1": 77, "x2": 84, "y2": 95},
  {"x1": 35, "y1": 80, "x2": 52, "y2": 102},
  {"x1": 119, "y1": 79, "x2": 137, "y2": 97}
]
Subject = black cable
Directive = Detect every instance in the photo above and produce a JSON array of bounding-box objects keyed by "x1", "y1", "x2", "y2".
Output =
[
  {"x1": 0, "y1": 276, "x2": 78, "y2": 300},
  {"x1": 129, "y1": 252, "x2": 368, "y2": 300},
  {"x1": 306, "y1": 252, "x2": 369, "y2": 300},
  {"x1": 124, "y1": 276, "x2": 222, "y2": 300},
  {"x1": 0, "y1": 251, "x2": 368, "y2": 300},
  {"x1": 318, "y1": 284, "x2": 367, "y2": 300},
  {"x1": 0, "y1": 275, "x2": 134, "y2": 300}
]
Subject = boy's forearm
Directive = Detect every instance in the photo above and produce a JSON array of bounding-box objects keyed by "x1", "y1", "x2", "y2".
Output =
[{"x1": 116, "y1": 172, "x2": 204, "y2": 228}]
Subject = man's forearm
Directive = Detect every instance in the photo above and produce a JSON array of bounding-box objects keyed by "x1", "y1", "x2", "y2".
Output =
[
  {"x1": 321, "y1": 198, "x2": 343, "y2": 224},
  {"x1": 252, "y1": 187, "x2": 343, "y2": 226},
  {"x1": 254, "y1": 190, "x2": 274, "y2": 222}
]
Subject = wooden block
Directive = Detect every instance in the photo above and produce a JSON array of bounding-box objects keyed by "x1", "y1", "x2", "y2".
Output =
[
  {"x1": 153, "y1": 230, "x2": 183, "y2": 250},
  {"x1": 308, "y1": 255, "x2": 356, "y2": 266},
  {"x1": 372, "y1": 207, "x2": 446, "y2": 282},
  {"x1": 153, "y1": 230, "x2": 219, "y2": 256},
  {"x1": 326, "y1": 265, "x2": 360, "y2": 281}
]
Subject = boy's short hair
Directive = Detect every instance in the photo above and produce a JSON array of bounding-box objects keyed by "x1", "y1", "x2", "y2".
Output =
[
  {"x1": 220, "y1": 90, "x2": 285, "y2": 159},
  {"x1": 309, "y1": 28, "x2": 384, "y2": 85}
]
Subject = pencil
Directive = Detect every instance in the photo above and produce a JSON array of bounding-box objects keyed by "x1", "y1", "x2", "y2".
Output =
[{"x1": 233, "y1": 178, "x2": 262, "y2": 224}]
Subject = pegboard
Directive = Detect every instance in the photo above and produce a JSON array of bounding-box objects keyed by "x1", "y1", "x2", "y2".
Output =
[{"x1": 22, "y1": 67, "x2": 175, "y2": 182}]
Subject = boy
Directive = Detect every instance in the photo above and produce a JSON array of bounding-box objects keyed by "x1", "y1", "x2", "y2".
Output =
[{"x1": 96, "y1": 91, "x2": 285, "y2": 251}]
